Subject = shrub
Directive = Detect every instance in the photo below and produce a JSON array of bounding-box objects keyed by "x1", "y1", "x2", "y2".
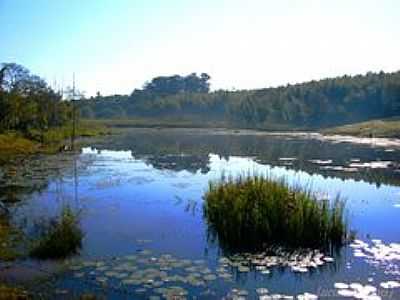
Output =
[{"x1": 203, "y1": 174, "x2": 347, "y2": 252}]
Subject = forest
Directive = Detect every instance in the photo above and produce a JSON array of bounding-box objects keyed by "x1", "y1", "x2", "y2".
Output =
[
  {"x1": 1, "y1": 62, "x2": 400, "y2": 134},
  {"x1": 79, "y1": 71, "x2": 400, "y2": 129}
]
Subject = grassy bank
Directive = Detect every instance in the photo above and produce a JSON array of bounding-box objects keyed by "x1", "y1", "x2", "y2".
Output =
[
  {"x1": 204, "y1": 175, "x2": 347, "y2": 252},
  {"x1": 0, "y1": 133, "x2": 37, "y2": 155},
  {"x1": 0, "y1": 121, "x2": 109, "y2": 162},
  {"x1": 324, "y1": 117, "x2": 400, "y2": 138},
  {"x1": 84, "y1": 117, "x2": 229, "y2": 130},
  {"x1": 85, "y1": 116, "x2": 400, "y2": 137},
  {"x1": 83, "y1": 117, "x2": 302, "y2": 131}
]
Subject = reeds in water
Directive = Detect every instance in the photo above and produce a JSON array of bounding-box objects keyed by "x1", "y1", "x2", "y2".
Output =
[
  {"x1": 204, "y1": 174, "x2": 347, "y2": 252},
  {"x1": 30, "y1": 206, "x2": 83, "y2": 259}
]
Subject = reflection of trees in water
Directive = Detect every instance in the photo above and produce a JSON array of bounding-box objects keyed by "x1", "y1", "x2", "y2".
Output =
[
  {"x1": 90, "y1": 129, "x2": 400, "y2": 186},
  {"x1": 145, "y1": 154, "x2": 210, "y2": 174}
]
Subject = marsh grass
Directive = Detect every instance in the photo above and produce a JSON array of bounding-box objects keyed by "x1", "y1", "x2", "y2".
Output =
[
  {"x1": 30, "y1": 206, "x2": 83, "y2": 259},
  {"x1": 0, "y1": 133, "x2": 37, "y2": 161},
  {"x1": 0, "y1": 122, "x2": 109, "y2": 162},
  {"x1": 204, "y1": 174, "x2": 347, "y2": 252}
]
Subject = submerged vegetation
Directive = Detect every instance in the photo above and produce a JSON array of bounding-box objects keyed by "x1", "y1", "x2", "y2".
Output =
[
  {"x1": 204, "y1": 175, "x2": 347, "y2": 252},
  {"x1": 30, "y1": 206, "x2": 83, "y2": 259}
]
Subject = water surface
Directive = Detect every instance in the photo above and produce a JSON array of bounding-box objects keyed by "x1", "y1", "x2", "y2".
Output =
[{"x1": 1, "y1": 128, "x2": 400, "y2": 299}]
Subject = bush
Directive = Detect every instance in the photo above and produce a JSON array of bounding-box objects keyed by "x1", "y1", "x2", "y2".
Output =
[
  {"x1": 30, "y1": 206, "x2": 83, "y2": 259},
  {"x1": 203, "y1": 174, "x2": 347, "y2": 252}
]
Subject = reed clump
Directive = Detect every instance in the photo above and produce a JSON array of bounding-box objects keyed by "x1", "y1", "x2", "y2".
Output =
[
  {"x1": 204, "y1": 174, "x2": 347, "y2": 252},
  {"x1": 30, "y1": 206, "x2": 83, "y2": 259}
]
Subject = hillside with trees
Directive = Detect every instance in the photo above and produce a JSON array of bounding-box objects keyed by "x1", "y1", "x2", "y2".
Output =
[
  {"x1": 1, "y1": 63, "x2": 400, "y2": 135},
  {"x1": 79, "y1": 71, "x2": 400, "y2": 130}
]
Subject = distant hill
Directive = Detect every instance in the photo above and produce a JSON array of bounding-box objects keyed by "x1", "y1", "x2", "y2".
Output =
[{"x1": 78, "y1": 71, "x2": 400, "y2": 130}]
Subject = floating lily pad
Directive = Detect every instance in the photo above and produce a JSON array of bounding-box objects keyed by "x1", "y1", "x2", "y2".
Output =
[
  {"x1": 256, "y1": 288, "x2": 269, "y2": 295},
  {"x1": 334, "y1": 282, "x2": 349, "y2": 289},
  {"x1": 74, "y1": 272, "x2": 85, "y2": 278},
  {"x1": 203, "y1": 274, "x2": 217, "y2": 281},
  {"x1": 238, "y1": 266, "x2": 250, "y2": 272}
]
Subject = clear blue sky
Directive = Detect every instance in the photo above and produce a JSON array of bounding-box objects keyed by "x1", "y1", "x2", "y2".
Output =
[{"x1": 1, "y1": 0, "x2": 399, "y2": 96}]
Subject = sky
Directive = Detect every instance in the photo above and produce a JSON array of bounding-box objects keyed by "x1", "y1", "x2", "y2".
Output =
[{"x1": 1, "y1": 0, "x2": 399, "y2": 96}]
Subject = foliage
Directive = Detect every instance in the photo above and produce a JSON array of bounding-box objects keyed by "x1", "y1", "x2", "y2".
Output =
[
  {"x1": 139, "y1": 72, "x2": 210, "y2": 96},
  {"x1": 0, "y1": 63, "x2": 71, "y2": 135},
  {"x1": 203, "y1": 174, "x2": 347, "y2": 252},
  {"x1": 78, "y1": 70, "x2": 400, "y2": 130},
  {"x1": 0, "y1": 61, "x2": 109, "y2": 157},
  {"x1": 30, "y1": 206, "x2": 83, "y2": 259}
]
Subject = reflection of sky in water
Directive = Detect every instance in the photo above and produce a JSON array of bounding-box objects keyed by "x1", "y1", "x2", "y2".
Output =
[{"x1": 14, "y1": 146, "x2": 400, "y2": 299}]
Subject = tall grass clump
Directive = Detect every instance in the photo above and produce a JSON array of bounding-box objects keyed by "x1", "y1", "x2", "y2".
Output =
[
  {"x1": 30, "y1": 206, "x2": 83, "y2": 259},
  {"x1": 204, "y1": 174, "x2": 347, "y2": 252}
]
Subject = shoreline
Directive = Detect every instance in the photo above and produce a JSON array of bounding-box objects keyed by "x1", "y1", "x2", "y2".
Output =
[
  {"x1": 94, "y1": 125, "x2": 400, "y2": 150},
  {"x1": 1, "y1": 124, "x2": 399, "y2": 163}
]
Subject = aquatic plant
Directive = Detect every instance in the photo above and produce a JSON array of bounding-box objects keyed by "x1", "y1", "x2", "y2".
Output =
[
  {"x1": 30, "y1": 206, "x2": 83, "y2": 259},
  {"x1": 203, "y1": 174, "x2": 347, "y2": 252}
]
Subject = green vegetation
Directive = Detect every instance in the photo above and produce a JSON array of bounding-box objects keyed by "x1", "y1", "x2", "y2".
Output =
[
  {"x1": 30, "y1": 206, "x2": 83, "y2": 259},
  {"x1": 0, "y1": 133, "x2": 37, "y2": 156},
  {"x1": 0, "y1": 123, "x2": 108, "y2": 163},
  {"x1": 2, "y1": 62, "x2": 400, "y2": 137},
  {"x1": 324, "y1": 117, "x2": 400, "y2": 138},
  {"x1": 84, "y1": 117, "x2": 228, "y2": 129},
  {"x1": 204, "y1": 175, "x2": 347, "y2": 252},
  {"x1": 79, "y1": 71, "x2": 400, "y2": 131},
  {"x1": 0, "y1": 63, "x2": 109, "y2": 159},
  {"x1": 0, "y1": 63, "x2": 71, "y2": 134}
]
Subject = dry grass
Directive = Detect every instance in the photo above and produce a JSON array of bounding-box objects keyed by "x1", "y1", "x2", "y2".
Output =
[{"x1": 324, "y1": 117, "x2": 400, "y2": 138}]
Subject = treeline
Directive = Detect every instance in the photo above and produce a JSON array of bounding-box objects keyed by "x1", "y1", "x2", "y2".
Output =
[
  {"x1": 79, "y1": 71, "x2": 400, "y2": 129},
  {"x1": 0, "y1": 63, "x2": 71, "y2": 137}
]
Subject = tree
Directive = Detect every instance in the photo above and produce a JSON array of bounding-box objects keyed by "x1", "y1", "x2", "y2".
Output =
[
  {"x1": 140, "y1": 73, "x2": 211, "y2": 97},
  {"x1": 0, "y1": 62, "x2": 69, "y2": 135}
]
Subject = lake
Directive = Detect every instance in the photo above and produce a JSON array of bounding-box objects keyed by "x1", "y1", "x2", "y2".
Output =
[{"x1": 1, "y1": 128, "x2": 400, "y2": 299}]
